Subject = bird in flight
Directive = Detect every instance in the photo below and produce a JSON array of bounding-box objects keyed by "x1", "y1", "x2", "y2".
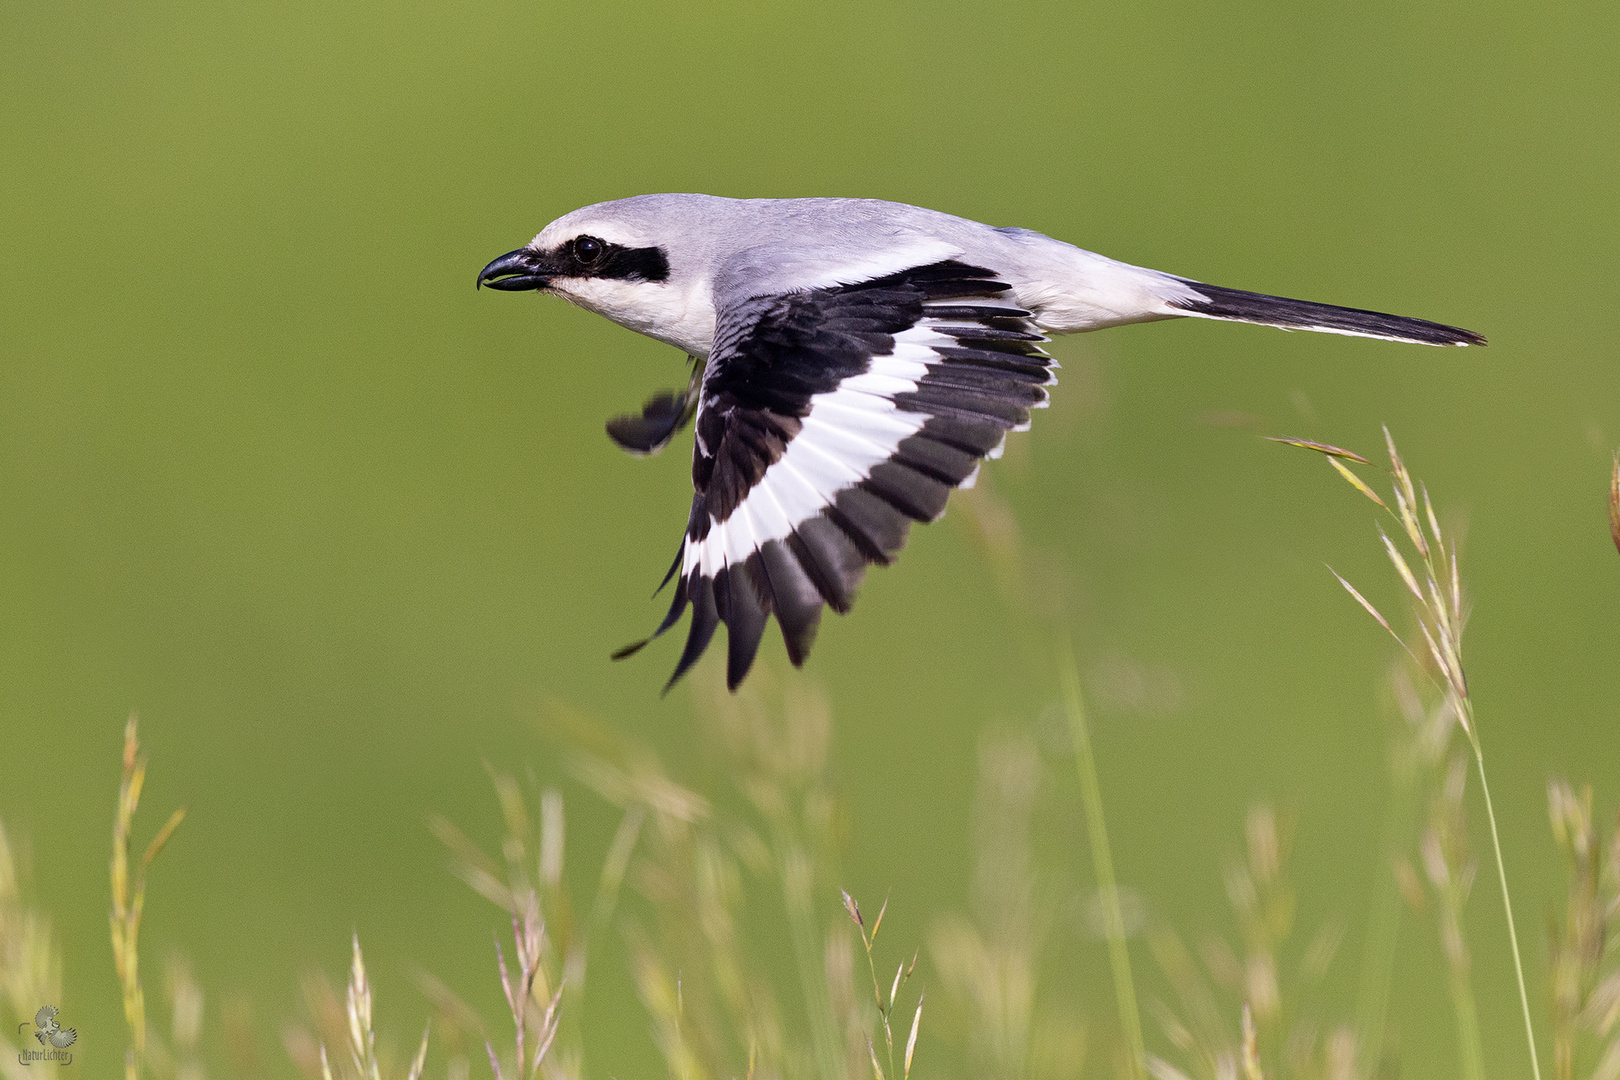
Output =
[{"x1": 479, "y1": 195, "x2": 1482, "y2": 691}]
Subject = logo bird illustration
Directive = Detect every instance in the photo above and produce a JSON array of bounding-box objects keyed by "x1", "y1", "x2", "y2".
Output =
[{"x1": 33, "y1": 1005, "x2": 76, "y2": 1049}]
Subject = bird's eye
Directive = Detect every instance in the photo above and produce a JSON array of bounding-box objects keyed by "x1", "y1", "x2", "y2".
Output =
[{"x1": 574, "y1": 236, "x2": 605, "y2": 264}]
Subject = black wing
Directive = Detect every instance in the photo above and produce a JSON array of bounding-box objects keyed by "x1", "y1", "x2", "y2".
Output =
[
  {"x1": 621, "y1": 260, "x2": 1056, "y2": 691},
  {"x1": 605, "y1": 357, "x2": 704, "y2": 455}
]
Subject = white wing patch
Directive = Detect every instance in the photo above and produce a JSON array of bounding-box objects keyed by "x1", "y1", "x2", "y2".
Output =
[
  {"x1": 678, "y1": 320, "x2": 1003, "y2": 577},
  {"x1": 640, "y1": 262, "x2": 1063, "y2": 691}
]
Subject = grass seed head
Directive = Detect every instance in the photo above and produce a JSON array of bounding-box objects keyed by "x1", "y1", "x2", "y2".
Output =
[
  {"x1": 407, "y1": 1025, "x2": 430, "y2": 1080},
  {"x1": 1246, "y1": 953, "x2": 1281, "y2": 1023},
  {"x1": 1145, "y1": 1052, "x2": 1197, "y2": 1080},
  {"x1": 1328, "y1": 569, "x2": 1400, "y2": 644},
  {"x1": 143, "y1": 807, "x2": 187, "y2": 873},
  {"x1": 346, "y1": 933, "x2": 375, "y2": 1078},
  {"x1": 1241, "y1": 1004, "x2": 1263, "y2": 1080},
  {"x1": 1264, "y1": 437, "x2": 1371, "y2": 464},
  {"x1": 904, "y1": 992, "x2": 923, "y2": 1080},
  {"x1": 165, "y1": 953, "x2": 204, "y2": 1051},
  {"x1": 1610, "y1": 452, "x2": 1620, "y2": 555},
  {"x1": 1422, "y1": 485, "x2": 1445, "y2": 552},
  {"x1": 1379, "y1": 528, "x2": 1425, "y2": 603},
  {"x1": 1246, "y1": 805, "x2": 1281, "y2": 888},
  {"x1": 1546, "y1": 779, "x2": 1592, "y2": 857},
  {"x1": 0, "y1": 821, "x2": 65, "y2": 1053},
  {"x1": 1392, "y1": 856, "x2": 1427, "y2": 913},
  {"x1": 539, "y1": 789, "x2": 564, "y2": 890},
  {"x1": 842, "y1": 889, "x2": 864, "y2": 931},
  {"x1": 866, "y1": 1034, "x2": 887, "y2": 1080},
  {"x1": 1449, "y1": 541, "x2": 1462, "y2": 627},
  {"x1": 1328, "y1": 456, "x2": 1389, "y2": 510},
  {"x1": 531, "y1": 982, "x2": 563, "y2": 1074},
  {"x1": 110, "y1": 711, "x2": 186, "y2": 1080},
  {"x1": 1384, "y1": 426, "x2": 1416, "y2": 506},
  {"x1": 1380, "y1": 426, "x2": 1425, "y2": 546}
]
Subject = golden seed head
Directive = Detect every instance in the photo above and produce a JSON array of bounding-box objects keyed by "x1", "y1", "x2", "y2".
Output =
[
  {"x1": 841, "y1": 889, "x2": 864, "y2": 929},
  {"x1": 1264, "y1": 436, "x2": 1371, "y2": 464},
  {"x1": 1610, "y1": 452, "x2": 1620, "y2": 555}
]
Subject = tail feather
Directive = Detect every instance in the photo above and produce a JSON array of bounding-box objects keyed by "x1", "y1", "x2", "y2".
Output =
[{"x1": 1171, "y1": 280, "x2": 1485, "y2": 347}]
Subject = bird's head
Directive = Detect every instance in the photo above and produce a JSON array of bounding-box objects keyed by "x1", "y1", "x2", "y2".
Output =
[{"x1": 478, "y1": 195, "x2": 723, "y2": 354}]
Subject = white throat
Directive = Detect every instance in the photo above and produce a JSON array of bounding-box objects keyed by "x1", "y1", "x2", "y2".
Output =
[{"x1": 548, "y1": 277, "x2": 717, "y2": 357}]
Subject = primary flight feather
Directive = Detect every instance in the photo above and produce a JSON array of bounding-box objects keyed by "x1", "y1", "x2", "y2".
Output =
[{"x1": 479, "y1": 194, "x2": 1483, "y2": 691}]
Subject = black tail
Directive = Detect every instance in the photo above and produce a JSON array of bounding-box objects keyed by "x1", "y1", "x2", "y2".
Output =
[{"x1": 1172, "y1": 281, "x2": 1485, "y2": 347}]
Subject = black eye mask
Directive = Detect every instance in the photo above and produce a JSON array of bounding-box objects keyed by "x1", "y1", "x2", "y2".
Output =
[{"x1": 605, "y1": 357, "x2": 703, "y2": 456}]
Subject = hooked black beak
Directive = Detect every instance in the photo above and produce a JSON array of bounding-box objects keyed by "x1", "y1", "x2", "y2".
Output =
[{"x1": 477, "y1": 248, "x2": 551, "y2": 291}]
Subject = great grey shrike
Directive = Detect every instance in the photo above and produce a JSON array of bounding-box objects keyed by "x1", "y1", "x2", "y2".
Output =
[{"x1": 478, "y1": 194, "x2": 1482, "y2": 691}]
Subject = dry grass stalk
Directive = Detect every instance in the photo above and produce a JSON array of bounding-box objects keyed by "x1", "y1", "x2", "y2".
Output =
[
  {"x1": 949, "y1": 382, "x2": 1147, "y2": 1080},
  {"x1": 1148, "y1": 804, "x2": 1353, "y2": 1080},
  {"x1": 434, "y1": 748, "x2": 654, "y2": 1080},
  {"x1": 929, "y1": 729, "x2": 1088, "y2": 1080},
  {"x1": 1241, "y1": 1004, "x2": 1263, "y2": 1080},
  {"x1": 0, "y1": 822, "x2": 64, "y2": 1080},
  {"x1": 1609, "y1": 454, "x2": 1620, "y2": 556},
  {"x1": 164, "y1": 955, "x2": 206, "y2": 1080},
  {"x1": 92, "y1": 719, "x2": 220, "y2": 1080},
  {"x1": 464, "y1": 668, "x2": 878, "y2": 1080},
  {"x1": 841, "y1": 890, "x2": 922, "y2": 1080},
  {"x1": 1225, "y1": 807, "x2": 1291, "y2": 1029},
  {"x1": 487, "y1": 893, "x2": 563, "y2": 1080},
  {"x1": 408, "y1": 969, "x2": 481, "y2": 1080},
  {"x1": 1262, "y1": 438, "x2": 1371, "y2": 465},
  {"x1": 1282, "y1": 427, "x2": 1543, "y2": 1080},
  {"x1": 433, "y1": 761, "x2": 644, "y2": 1080},
  {"x1": 346, "y1": 934, "x2": 380, "y2": 1079},
  {"x1": 1546, "y1": 780, "x2": 1620, "y2": 1080},
  {"x1": 1413, "y1": 755, "x2": 1484, "y2": 1080},
  {"x1": 1353, "y1": 661, "x2": 1459, "y2": 1069},
  {"x1": 286, "y1": 936, "x2": 428, "y2": 1080},
  {"x1": 687, "y1": 666, "x2": 855, "y2": 1080},
  {"x1": 111, "y1": 713, "x2": 188, "y2": 1080},
  {"x1": 544, "y1": 724, "x2": 758, "y2": 1080}
]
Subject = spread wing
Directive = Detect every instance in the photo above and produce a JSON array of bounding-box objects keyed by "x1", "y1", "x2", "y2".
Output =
[
  {"x1": 619, "y1": 260, "x2": 1056, "y2": 691},
  {"x1": 49, "y1": 1028, "x2": 76, "y2": 1048}
]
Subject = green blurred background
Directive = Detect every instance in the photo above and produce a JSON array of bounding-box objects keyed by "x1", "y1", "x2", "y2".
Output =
[{"x1": 2, "y1": 0, "x2": 1616, "y2": 1075}]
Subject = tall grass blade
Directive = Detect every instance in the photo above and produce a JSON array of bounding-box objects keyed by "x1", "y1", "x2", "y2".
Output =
[
  {"x1": 1292, "y1": 430, "x2": 1543, "y2": 1080},
  {"x1": 1466, "y1": 718, "x2": 1543, "y2": 1080},
  {"x1": 1059, "y1": 641, "x2": 1145, "y2": 1080}
]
